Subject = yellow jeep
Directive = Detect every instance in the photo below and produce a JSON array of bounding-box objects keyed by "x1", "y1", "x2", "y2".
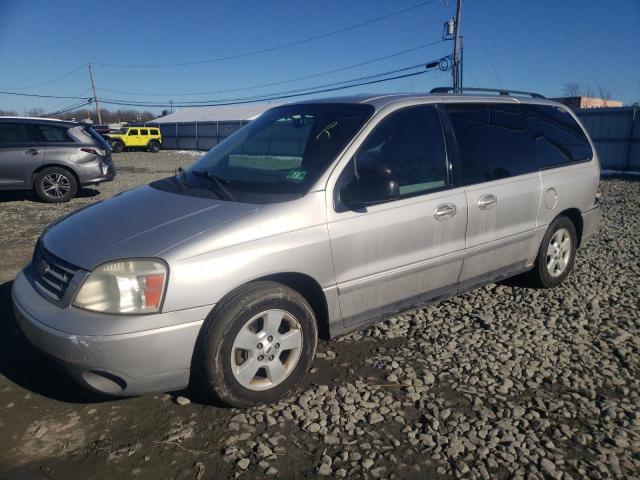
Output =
[{"x1": 105, "y1": 126, "x2": 162, "y2": 153}]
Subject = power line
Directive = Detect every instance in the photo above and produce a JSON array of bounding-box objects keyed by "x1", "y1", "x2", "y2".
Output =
[
  {"x1": 97, "y1": 62, "x2": 431, "y2": 108},
  {"x1": 44, "y1": 88, "x2": 93, "y2": 112},
  {"x1": 100, "y1": 70, "x2": 430, "y2": 108},
  {"x1": 46, "y1": 100, "x2": 94, "y2": 117},
  {"x1": 98, "y1": 58, "x2": 447, "y2": 108},
  {"x1": 94, "y1": 0, "x2": 441, "y2": 69},
  {"x1": 0, "y1": 90, "x2": 92, "y2": 100},
  {"x1": 96, "y1": 40, "x2": 446, "y2": 97},
  {"x1": 1, "y1": 63, "x2": 88, "y2": 91}
]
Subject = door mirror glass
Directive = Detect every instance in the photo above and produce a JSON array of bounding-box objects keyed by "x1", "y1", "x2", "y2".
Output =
[{"x1": 341, "y1": 161, "x2": 399, "y2": 207}]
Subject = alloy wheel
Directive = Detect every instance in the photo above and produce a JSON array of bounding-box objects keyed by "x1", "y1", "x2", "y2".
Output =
[
  {"x1": 41, "y1": 173, "x2": 71, "y2": 199},
  {"x1": 230, "y1": 309, "x2": 303, "y2": 391},
  {"x1": 546, "y1": 228, "x2": 571, "y2": 277}
]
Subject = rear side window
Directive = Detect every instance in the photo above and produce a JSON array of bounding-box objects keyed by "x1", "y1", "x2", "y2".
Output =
[
  {"x1": 151, "y1": 129, "x2": 159, "y2": 135},
  {"x1": 446, "y1": 103, "x2": 537, "y2": 185},
  {"x1": 140, "y1": 129, "x2": 149, "y2": 135},
  {"x1": 356, "y1": 105, "x2": 447, "y2": 197},
  {"x1": 0, "y1": 123, "x2": 34, "y2": 145},
  {"x1": 129, "y1": 129, "x2": 138, "y2": 135},
  {"x1": 36, "y1": 124, "x2": 73, "y2": 142},
  {"x1": 527, "y1": 105, "x2": 593, "y2": 168}
]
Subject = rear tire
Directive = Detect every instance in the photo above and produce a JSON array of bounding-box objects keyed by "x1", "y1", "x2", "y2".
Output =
[
  {"x1": 111, "y1": 140, "x2": 124, "y2": 153},
  {"x1": 148, "y1": 140, "x2": 160, "y2": 153},
  {"x1": 525, "y1": 216, "x2": 577, "y2": 288},
  {"x1": 34, "y1": 167, "x2": 78, "y2": 203},
  {"x1": 195, "y1": 281, "x2": 318, "y2": 408}
]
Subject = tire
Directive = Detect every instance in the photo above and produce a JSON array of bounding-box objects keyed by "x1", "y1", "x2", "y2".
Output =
[
  {"x1": 525, "y1": 216, "x2": 577, "y2": 288},
  {"x1": 148, "y1": 140, "x2": 160, "y2": 153},
  {"x1": 195, "y1": 281, "x2": 318, "y2": 408},
  {"x1": 34, "y1": 167, "x2": 78, "y2": 203},
  {"x1": 111, "y1": 140, "x2": 124, "y2": 153}
]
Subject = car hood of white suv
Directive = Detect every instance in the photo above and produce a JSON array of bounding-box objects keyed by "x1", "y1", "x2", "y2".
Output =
[{"x1": 41, "y1": 184, "x2": 261, "y2": 270}]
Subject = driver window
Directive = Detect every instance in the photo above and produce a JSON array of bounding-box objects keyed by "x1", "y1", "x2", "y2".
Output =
[
  {"x1": 356, "y1": 105, "x2": 447, "y2": 198},
  {"x1": 129, "y1": 129, "x2": 138, "y2": 136}
]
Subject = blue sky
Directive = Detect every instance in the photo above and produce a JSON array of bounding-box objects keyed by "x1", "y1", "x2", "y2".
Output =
[{"x1": 0, "y1": 0, "x2": 638, "y2": 114}]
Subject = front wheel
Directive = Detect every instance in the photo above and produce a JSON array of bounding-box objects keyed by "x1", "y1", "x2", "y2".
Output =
[
  {"x1": 195, "y1": 281, "x2": 318, "y2": 407},
  {"x1": 526, "y1": 216, "x2": 577, "y2": 288}
]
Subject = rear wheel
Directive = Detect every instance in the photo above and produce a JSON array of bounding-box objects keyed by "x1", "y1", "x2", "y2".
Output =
[
  {"x1": 34, "y1": 167, "x2": 78, "y2": 203},
  {"x1": 195, "y1": 281, "x2": 318, "y2": 408},
  {"x1": 525, "y1": 216, "x2": 577, "y2": 288},
  {"x1": 148, "y1": 140, "x2": 160, "y2": 153},
  {"x1": 111, "y1": 140, "x2": 124, "y2": 153}
]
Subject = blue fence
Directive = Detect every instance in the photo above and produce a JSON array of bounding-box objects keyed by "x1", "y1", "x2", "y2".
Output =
[{"x1": 576, "y1": 107, "x2": 639, "y2": 171}]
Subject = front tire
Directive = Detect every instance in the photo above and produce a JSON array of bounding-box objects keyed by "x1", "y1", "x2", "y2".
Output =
[
  {"x1": 195, "y1": 281, "x2": 318, "y2": 408},
  {"x1": 526, "y1": 216, "x2": 577, "y2": 288},
  {"x1": 34, "y1": 167, "x2": 78, "y2": 203}
]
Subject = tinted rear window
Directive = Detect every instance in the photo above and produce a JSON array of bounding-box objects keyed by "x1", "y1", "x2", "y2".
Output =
[
  {"x1": 151, "y1": 129, "x2": 159, "y2": 135},
  {"x1": 0, "y1": 123, "x2": 34, "y2": 145},
  {"x1": 36, "y1": 124, "x2": 73, "y2": 142},
  {"x1": 446, "y1": 103, "x2": 537, "y2": 185},
  {"x1": 140, "y1": 129, "x2": 149, "y2": 135},
  {"x1": 528, "y1": 105, "x2": 593, "y2": 168}
]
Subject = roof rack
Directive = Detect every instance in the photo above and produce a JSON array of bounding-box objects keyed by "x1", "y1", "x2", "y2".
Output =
[{"x1": 430, "y1": 87, "x2": 545, "y2": 99}]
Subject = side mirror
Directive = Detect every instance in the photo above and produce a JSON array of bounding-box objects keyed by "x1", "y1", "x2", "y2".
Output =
[{"x1": 341, "y1": 162, "x2": 399, "y2": 208}]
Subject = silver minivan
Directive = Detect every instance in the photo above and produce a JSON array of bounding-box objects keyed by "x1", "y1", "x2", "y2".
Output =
[
  {"x1": 12, "y1": 89, "x2": 601, "y2": 407},
  {"x1": 0, "y1": 117, "x2": 115, "y2": 202}
]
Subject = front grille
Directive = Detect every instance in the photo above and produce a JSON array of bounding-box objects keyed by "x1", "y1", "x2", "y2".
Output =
[{"x1": 32, "y1": 241, "x2": 78, "y2": 300}]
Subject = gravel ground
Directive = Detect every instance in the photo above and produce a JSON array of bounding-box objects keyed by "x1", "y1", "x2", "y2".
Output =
[{"x1": 0, "y1": 151, "x2": 638, "y2": 480}]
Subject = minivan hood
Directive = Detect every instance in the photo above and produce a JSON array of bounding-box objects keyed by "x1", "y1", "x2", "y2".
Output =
[{"x1": 42, "y1": 185, "x2": 261, "y2": 270}]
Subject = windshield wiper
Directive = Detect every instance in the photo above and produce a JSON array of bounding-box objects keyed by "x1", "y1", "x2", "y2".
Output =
[{"x1": 191, "y1": 169, "x2": 236, "y2": 201}]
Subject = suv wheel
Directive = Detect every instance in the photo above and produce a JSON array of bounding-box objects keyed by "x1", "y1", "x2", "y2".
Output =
[
  {"x1": 34, "y1": 167, "x2": 78, "y2": 203},
  {"x1": 195, "y1": 281, "x2": 318, "y2": 408},
  {"x1": 148, "y1": 140, "x2": 160, "y2": 153},
  {"x1": 111, "y1": 140, "x2": 124, "y2": 153},
  {"x1": 526, "y1": 216, "x2": 577, "y2": 288}
]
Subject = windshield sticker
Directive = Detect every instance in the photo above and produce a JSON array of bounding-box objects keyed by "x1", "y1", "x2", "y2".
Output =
[
  {"x1": 316, "y1": 121, "x2": 338, "y2": 140},
  {"x1": 286, "y1": 169, "x2": 308, "y2": 181}
]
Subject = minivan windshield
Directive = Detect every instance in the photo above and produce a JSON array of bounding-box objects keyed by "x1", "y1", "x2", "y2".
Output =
[{"x1": 179, "y1": 103, "x2": 374, "y2": 203}]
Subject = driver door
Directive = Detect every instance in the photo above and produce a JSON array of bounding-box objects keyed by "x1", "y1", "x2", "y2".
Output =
[
  {"x1": 327, "y1": 105, "x2": 468, "y2": 329},
  {"x1": 127, "y1": 128, "x2": 141, "y2": 146}
]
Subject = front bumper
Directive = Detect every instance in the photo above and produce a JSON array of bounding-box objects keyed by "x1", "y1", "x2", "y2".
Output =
[{"x1": 12, "y1": 269, "x2": 210, "y2": 396}]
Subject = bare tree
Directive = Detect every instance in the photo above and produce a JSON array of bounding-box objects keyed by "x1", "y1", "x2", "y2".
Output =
[
  {"x1": 0, "y1": 109, "x2": 18, "y2": 116},
  {"x1": 596, "y1": 83, "x2": 613, "y2": 107},
  {"x1": 563, "y1": 82, "x2": 582, "y2": 97},
  {"x1": 27, "y1": 107, "x2": 45, "y2": 117},
  {"x1": 582, "y1": 86, "x2": 596, "y2": 108}
]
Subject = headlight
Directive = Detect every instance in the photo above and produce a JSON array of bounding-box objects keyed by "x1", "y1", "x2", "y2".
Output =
[{"x1": 74, "y1": 259, "x2": 167, "y2": 314}]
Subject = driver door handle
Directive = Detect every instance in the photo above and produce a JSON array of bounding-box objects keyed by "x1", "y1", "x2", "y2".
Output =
[
  {"x1": 478, "y1": 194, "x2": 498, "y2": 210},
  {"x1": 25, "y1": 148, "x2": 40, "y2": 155},
  {"x1": 434, "y1": 203, "x2": 457, "y2": 220}
]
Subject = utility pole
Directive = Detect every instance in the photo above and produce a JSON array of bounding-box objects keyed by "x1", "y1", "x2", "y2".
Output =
[
  {"x1": 88, "y1": 64, "x2": 102, "y2": 124},
  {"x1": 452, "y1": 0, "x2": 463, "y2": 93}
]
